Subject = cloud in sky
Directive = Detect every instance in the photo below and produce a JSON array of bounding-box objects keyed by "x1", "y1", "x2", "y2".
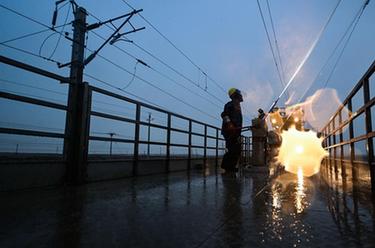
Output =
[
  {"x1": 242, "y1": 78, "x2": 274, "y2": 117},
  {"x1": 216, "y1": 3, "x2": 323, "y2": 117}
]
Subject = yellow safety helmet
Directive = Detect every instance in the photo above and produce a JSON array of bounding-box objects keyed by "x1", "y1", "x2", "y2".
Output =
[{"x1": 228, "y1": 88, "x2": 241, "y2": 98}]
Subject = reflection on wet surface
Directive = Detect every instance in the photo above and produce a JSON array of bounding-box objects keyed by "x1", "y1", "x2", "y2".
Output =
[{"x1": 0, "y1": 159, "x2": 375, "y2": 247}]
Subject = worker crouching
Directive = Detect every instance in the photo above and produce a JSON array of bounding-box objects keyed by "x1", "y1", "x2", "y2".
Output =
[{"x1": 221, "y1": 88, "x2": 243, "y2": 173}]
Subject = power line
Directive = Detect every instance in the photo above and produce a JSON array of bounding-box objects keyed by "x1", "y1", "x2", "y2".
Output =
[
  {"x1": 120, "y1": 0, "x2": 228, "y2": 94},
  {"x1": 85, "y1": 51, "x2": 221, "y2": 121},
  {"x1": 123, "y1": 60, "x2": 139, "y2": 89},
  {"x1": 322, "y1": 0, "x2": 370, "y2": 88},
  {"x1": 266, "y1": 0, "x2": 343, "y2": 114},
  {"x1": 81, "y1": 22, "x2": 223, "y2": 121},
  {"x1": 92, "y1": 98, "x2": 135, "y2": 111},
  {"x1": 0, "y1": 4, "x2": 51, "y2": 29},
  {"x1": 0, "y1": 4, "x2": 75, "y2": 66},
  {"x1": 148, "y1": 66, "x2": 223, "y2": 108},
  {"x1": 0, "y1": 121, "x2": 64, "y2": 132},
  {"x1": 87, "y1": 15, "x2": 226, "y2": 105},
  {"x1": 45, "y1": 3, "x2": 72, "y2": 59},
  {"x1": 0, "y1": 43, "x2": 63, "y2": 65},
  {"x1": 265, "y1": 0, "x2": 287, "y2": 92},
  {"x1": 277, "y1": 0, "x2": 367, "y2": 131},
  {"x1": 38, "y1": 33, "x2": 58, "y2": 57},
  {"x1": 83, "y1": 72, "x2": 221, "y2": 123},
  {"x1": 86, "y1": 9, "x2": 253, "y2": 121},
  {"x1": 0, "y1": 141, "x2": 63, "y2": 145},
  {"x1": 92, "y1": 106, "x2": 135, "y2": 117},
  {"x1": 131, "y1": 40, "x2": 226, "y2": 104},
  {"x1": 1, "y1": 3, "x2": 238, "y2": 123},
  {"x1": 0, "y1": 88, "x2": 66, "y2": 105},
  {"x1": 288, "y1": 0, "x2": 369, "y2": 115},
  {"x1": 256, "y1": 0, "x2": 287, "y2": 93},
  {"x1": 86, "y1": 11, "x2": 253, "y2": 121},
  {"x1": 0, "y1": 78, "x2": 67, "y2": 96},
  {"x1": 84, "y1": 72, "x2": 165, "y2": 108},
  {"x1": 305, "y1": 1, "x2": 369, "y2": 92},
  {"x1": 0, "y1": 22, "x2": 72, "y2": 45},
  {"x1": 84, "y1": 72, "x2": 205, "y2": 119}
]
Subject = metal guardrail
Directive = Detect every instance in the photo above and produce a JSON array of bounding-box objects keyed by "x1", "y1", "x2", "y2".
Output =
[
  {"x1": 321, "y1": 60, "x2": 375, "y2": 191},
  {"x1": 88, "y1": 85, "x2": 226, "y2": 173},
  {"x1": 0, "y1": 56, "x2": 68, "y2": 141},
  {"x1": 0, "y1": 55, "x2": 253, "y2": 180},
  {"x1": 240, "y1": 136, "x2": 252, "y2": 166}
]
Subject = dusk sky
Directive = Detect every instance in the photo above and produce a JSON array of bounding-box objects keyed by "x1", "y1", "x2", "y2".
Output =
[{"x1": 0, "y1": 0, "x2": 374, "y2": 154}]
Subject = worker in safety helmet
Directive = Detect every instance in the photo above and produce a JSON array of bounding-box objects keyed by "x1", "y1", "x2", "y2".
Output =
[{"x1": 220, "y1": 88, "x2": 243, "y2": 173}]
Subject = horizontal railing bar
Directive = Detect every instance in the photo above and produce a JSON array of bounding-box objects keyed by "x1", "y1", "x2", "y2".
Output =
[
  {"x1": 89, "y1": 85, "x2": 221, "y2": 130},
  {"x1": 91, "y1": 138, "x2": 219, "y2": 149},
  {"x1": 90, "y1": 85, "x2": 143, "y2": 108},
  {"x1": 324, "y1": 132, "x2": 375, "y2": 149},
  {"x1": 0, "y1": 91, "x2": 67, "y2": 111},
  {"x1": 191, "y1": 132, "x2": 205, "y2": 137},
  {"x1": 169, "y1": 143, "x2": 189, "y2": 148},
  {"x1": 89, "y1": 136, "x2": 134, "y2": 143},
  {"x1": 139, "y1": 121, "x2": 167, "y2": 130},
  {"x1": 87, "y1": 156, "x2": 224, "y2": 162},
  {"x1": 170, "y1": 127, "x2": 189, "y2": 134},
  {"x1": 206, "y1": 146, "x2": 219, "y2": 150},
  {"x1": 139, "y1": 140, "x2": 166, "y2": 146},
  {"x1": 90, "y1": 111, "x2": 135, "y2": 124},
  {"x1": 0, "y1": 127, "x2": 65, "y2": 138},
  {"x1": 87, "y1": 158, "x2": 132, "y2": 162},
  {"x1": 340, "y1": 61, "x2": 375, "y2": 109},
  {"x1": 190, "y1": 145, "x2": 205, "y2": 149},
  {"x1": 90, "y1": 134, "x2": 226, "y2": 149},
  {"x1": 206, "y1": 135, "x2": 218, "y2": 139},
  {"x1": 325, "y1": 157, "x2": 369, "y2": 165},
  {"x1": 324, "y1": 97, "x2": 375, "y2": 137},
  {"x1": 0, "y1": 55, "x2": 69, "y2": 83},
  {"x1": 321, "y1": 60, "x2": 375, "y2": 132}
]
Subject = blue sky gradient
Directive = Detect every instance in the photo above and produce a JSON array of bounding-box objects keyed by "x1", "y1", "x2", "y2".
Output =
[{"x1": 0, "y1": 0, "x2": 374, "y2": 154}]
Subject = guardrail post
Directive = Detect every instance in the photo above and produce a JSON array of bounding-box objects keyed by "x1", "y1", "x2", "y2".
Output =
[
  {"x1": 338, "y1": 111, "x2": 346, "y2": 180},
  {"x1": 348, "y1": 102, "x2": 355, "y2": 162},
  {"x1": 215, "y1": 128, "x2": 219, "y2": 169},
  {"x1": 188, "y1": 120, "x2": 192, "y2": 170},
  {"x1": 348, "y1": 98, "x2": 360, "y2": 209},
  {"x1": 133, "y1": 104, "x2": 141, "y2": 176},
  {"x1": 204, "y1": 125, "x2": 207, "y2": 167},
  {"x1": 363, "y1": 78, "x2": 375, "y2": 195},
  {"x1": 247, "y1": 137, "x2": 250, "y2": 165},
  {"x1": 332, "y1": 115, "x2": 338, "y2": 175},
  {"x1": 248, "y1": 137, "x2": 251, "y2": 163},
  {"x1": 166, "y1": 113, "x2": 171, "y2": 173}
]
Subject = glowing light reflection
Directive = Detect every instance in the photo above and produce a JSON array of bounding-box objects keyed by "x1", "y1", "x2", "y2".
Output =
[{"x1": 295, "y1": 168, "x2": 305, "y2": 213}]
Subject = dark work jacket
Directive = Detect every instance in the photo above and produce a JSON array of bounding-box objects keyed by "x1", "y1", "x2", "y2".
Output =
[{"x1": 221, "y1": 101, "x2": 243, "y2": 138}]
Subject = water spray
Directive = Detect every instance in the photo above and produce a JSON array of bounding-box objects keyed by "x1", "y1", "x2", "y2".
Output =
[{"x1": 242, "y1": 0, "x2": 343, "y2": 133}]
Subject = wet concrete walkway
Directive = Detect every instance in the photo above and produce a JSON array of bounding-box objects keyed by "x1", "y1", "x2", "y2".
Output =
[{"x1": 1, "y1": 162, "x2": 375, "y2": 248}]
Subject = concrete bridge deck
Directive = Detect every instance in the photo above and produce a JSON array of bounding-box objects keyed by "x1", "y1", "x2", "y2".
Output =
[{"x1": 1, "y1": 161, "x2": 374, "y2": 248}]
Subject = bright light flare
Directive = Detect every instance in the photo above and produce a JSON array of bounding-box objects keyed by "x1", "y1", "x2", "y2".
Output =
[
  {"x1": 277, "y1": 127, "x2": 328, "y2": 177},
  {"x1": 295, "y1": 145, "x2": 304, "y2": 154}
]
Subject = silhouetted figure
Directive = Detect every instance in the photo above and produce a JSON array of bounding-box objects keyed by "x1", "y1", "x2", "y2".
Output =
[
  {"x1": 221, "y1": 88, "x2": 243, "y2": 173},
  {"x1": 251, "y1": 109, "x2": 268, "y2": 166}
]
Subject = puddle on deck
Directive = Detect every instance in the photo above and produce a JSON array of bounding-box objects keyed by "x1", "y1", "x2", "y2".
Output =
[{"x1": 0, "y1": 159, "x2": 374, "y2": 247}]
